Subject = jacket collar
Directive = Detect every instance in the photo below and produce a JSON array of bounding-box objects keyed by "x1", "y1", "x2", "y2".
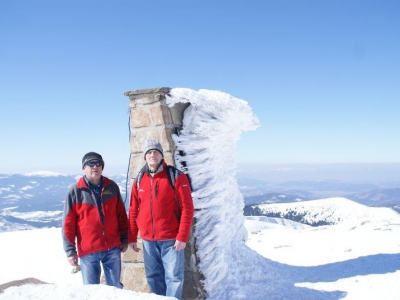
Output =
[
  {"x1": 143, "y1": 159, "x2": 166, "y2": 175},
  {"x1": 77, "y1": 175, "x2": 111, "y2": 189}
]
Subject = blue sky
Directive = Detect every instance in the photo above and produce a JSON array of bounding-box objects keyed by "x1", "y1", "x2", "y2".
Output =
[{"x1": 1, "y1": 0, "x2": 399, "y2": 175}]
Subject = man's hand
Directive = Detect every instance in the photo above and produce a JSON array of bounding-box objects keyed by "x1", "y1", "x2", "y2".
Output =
[
  {"x1": 174, "y1": 240, "x2": 186, "y2": 251},
  {"x1": 129, "y1": 242, "x2": 140, "y2": 252},
  {"x1": 68, "y1": 255, "x2": 79, "y2": 267},
  {"x1": 121, "y1": 243, "x2": 128, "y2": 253}
]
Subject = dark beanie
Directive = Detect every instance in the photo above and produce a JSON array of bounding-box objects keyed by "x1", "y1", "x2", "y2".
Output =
[{"x1": 82, "y1": 152, "x2": 105, "y2": 169}]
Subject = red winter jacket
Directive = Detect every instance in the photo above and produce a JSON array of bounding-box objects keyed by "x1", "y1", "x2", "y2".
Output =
[
  {"x1": 129, "y1": 161, "x2": 194, "y2": 243},
  {"x1": 62, "y1": 176, "x2": 128, "y2": 258}
]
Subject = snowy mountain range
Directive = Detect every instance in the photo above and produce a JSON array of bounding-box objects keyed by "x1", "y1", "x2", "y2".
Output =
[
  {"x1": 1, "y1": 172, "x2": 400, "y2": 232},
  {"x1": 240, "y1": 178, "x2": 400, "y2": 215},
  {"x1": 245, "y1": 197, "x2": 400, "y2": 227},
  {"x1": 0, "y1": 172, "x2": 129, "y2": 232}
]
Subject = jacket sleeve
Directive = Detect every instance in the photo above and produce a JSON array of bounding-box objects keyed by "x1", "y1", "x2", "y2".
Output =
[
  {"x1": 62, "y1": 186, "x2": 78, "y2": 257},
  {"x1": 115, "y1": 183, "x2": 129, "y2": 244},
  {"x1": 128, "y1": 180, "x2": 140, "y2": 243},
  {"x1": 175, "y1": 173, "x2": 194, "y2": 243}
]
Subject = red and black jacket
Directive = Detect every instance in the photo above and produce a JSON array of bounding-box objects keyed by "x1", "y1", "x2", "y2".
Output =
[{"x1": 62, "y1": 176, "x2": 128, "y2": 258}]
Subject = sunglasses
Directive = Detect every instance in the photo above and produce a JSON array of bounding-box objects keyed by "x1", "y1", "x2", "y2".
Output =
[{"x1": 86, "y1": 160, "x2": 102, "y2": 167}]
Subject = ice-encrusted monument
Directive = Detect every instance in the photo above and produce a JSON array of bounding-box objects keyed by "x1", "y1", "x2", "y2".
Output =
[{"x1": 122, "y1": 87, "x2": 260, "y2": 299}]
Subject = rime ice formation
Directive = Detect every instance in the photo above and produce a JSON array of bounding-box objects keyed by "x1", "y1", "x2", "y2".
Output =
[{"x1": 166, "y1": 88, "x2": 263, "y2": 299}]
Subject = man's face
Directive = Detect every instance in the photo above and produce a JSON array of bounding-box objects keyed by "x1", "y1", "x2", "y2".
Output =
[
  {"x1": 84, "y1": 160, "x2": 103, "y2": 183},
  {"x1": 145, "y1": 150, "x2": 163, "y2": 171}
]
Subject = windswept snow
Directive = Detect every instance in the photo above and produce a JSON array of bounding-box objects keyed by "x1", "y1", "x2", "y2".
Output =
[{"x1": 167, "y1": 88, "x2": 261, "y2": 299}]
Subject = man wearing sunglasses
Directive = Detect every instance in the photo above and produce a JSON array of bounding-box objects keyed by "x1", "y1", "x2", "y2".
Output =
[{"x1": 62, "y1": 152, "x2": 128, "y2": 288}]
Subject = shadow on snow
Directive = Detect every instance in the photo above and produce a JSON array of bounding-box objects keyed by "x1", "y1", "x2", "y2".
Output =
[{"x1": 239, "y1": 247, "x2": 400, "y2": 300}]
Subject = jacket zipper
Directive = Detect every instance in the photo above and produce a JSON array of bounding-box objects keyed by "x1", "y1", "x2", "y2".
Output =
[
  {"x1": 101, "y1": 185, "x2": 110, "y2": 249},
  {"x1": 92, "y1": 186, "x2": 108, "y2": 250},
  {"x1": 150, "y1": 176, "x2": 155, "y2": 241}
]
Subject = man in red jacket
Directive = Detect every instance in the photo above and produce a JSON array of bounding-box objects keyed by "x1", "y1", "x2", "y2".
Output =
[
  {"x1": 129, "y1": 139, "x2": 194, "y2": 299},
  {"x1": 62, "y1": 152, "x2": 128, "y2": 288}
]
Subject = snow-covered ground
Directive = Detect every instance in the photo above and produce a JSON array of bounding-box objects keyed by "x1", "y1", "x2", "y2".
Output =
[{"x1": 1, "y1": 206, "x2": 400, "y2": 299}]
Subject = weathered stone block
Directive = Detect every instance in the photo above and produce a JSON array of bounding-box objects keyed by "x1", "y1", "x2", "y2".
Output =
[
  {"x1": 132, "y1": 110, "x2": 151, "y2": 128},
  {"x1": 163, "y1": 153, "x2": 175, "y2": 167},
  {"x1": 138, "y1": 95, "x2": 161, "y2": 105},
  {"x1": 121, "y1": 263, "x2": 150, "y2": 293},
  {"x1": 160, "y1": 129, "x2": 176, "y2": 153},
  {"x1": 150, "y1": 105, "x2": 172, "y2": 126},
  {"x1": 120, "y1": 237, "x2": 149, "y2": 293}
]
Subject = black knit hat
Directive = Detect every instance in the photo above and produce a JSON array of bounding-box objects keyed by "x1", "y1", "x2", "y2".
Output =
[{"x1": 82, "y1": 152, "x2": 105, "y2": 169}]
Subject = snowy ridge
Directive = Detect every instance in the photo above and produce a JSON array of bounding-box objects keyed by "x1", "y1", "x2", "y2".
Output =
[
  {"x1": 5, "y1": 210, "x2": 63, "y2": 223},
  {"x1": 246, "y1": 216, "x2": 312, "y2": 231},
  {"x1": 0, "y1": 218, "x2": 35, "y2": 232},
  {"x1": 167, "y1": 88, "x2": 260, "y2": 298},
  {"x1": 256, "y1": 197, "x2": 400, "y2": 227},
  {"x1": 23, "y1": 171, "x2": 68, "y2": 177}
]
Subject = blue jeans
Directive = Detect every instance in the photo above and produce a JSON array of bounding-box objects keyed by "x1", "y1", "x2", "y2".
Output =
[
  {"x1": 142, "y1": 239, "x2": 185, "y2": 299},
  {"x1": 79, "y1": 247, "x2": 123, "y2": 289}
]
